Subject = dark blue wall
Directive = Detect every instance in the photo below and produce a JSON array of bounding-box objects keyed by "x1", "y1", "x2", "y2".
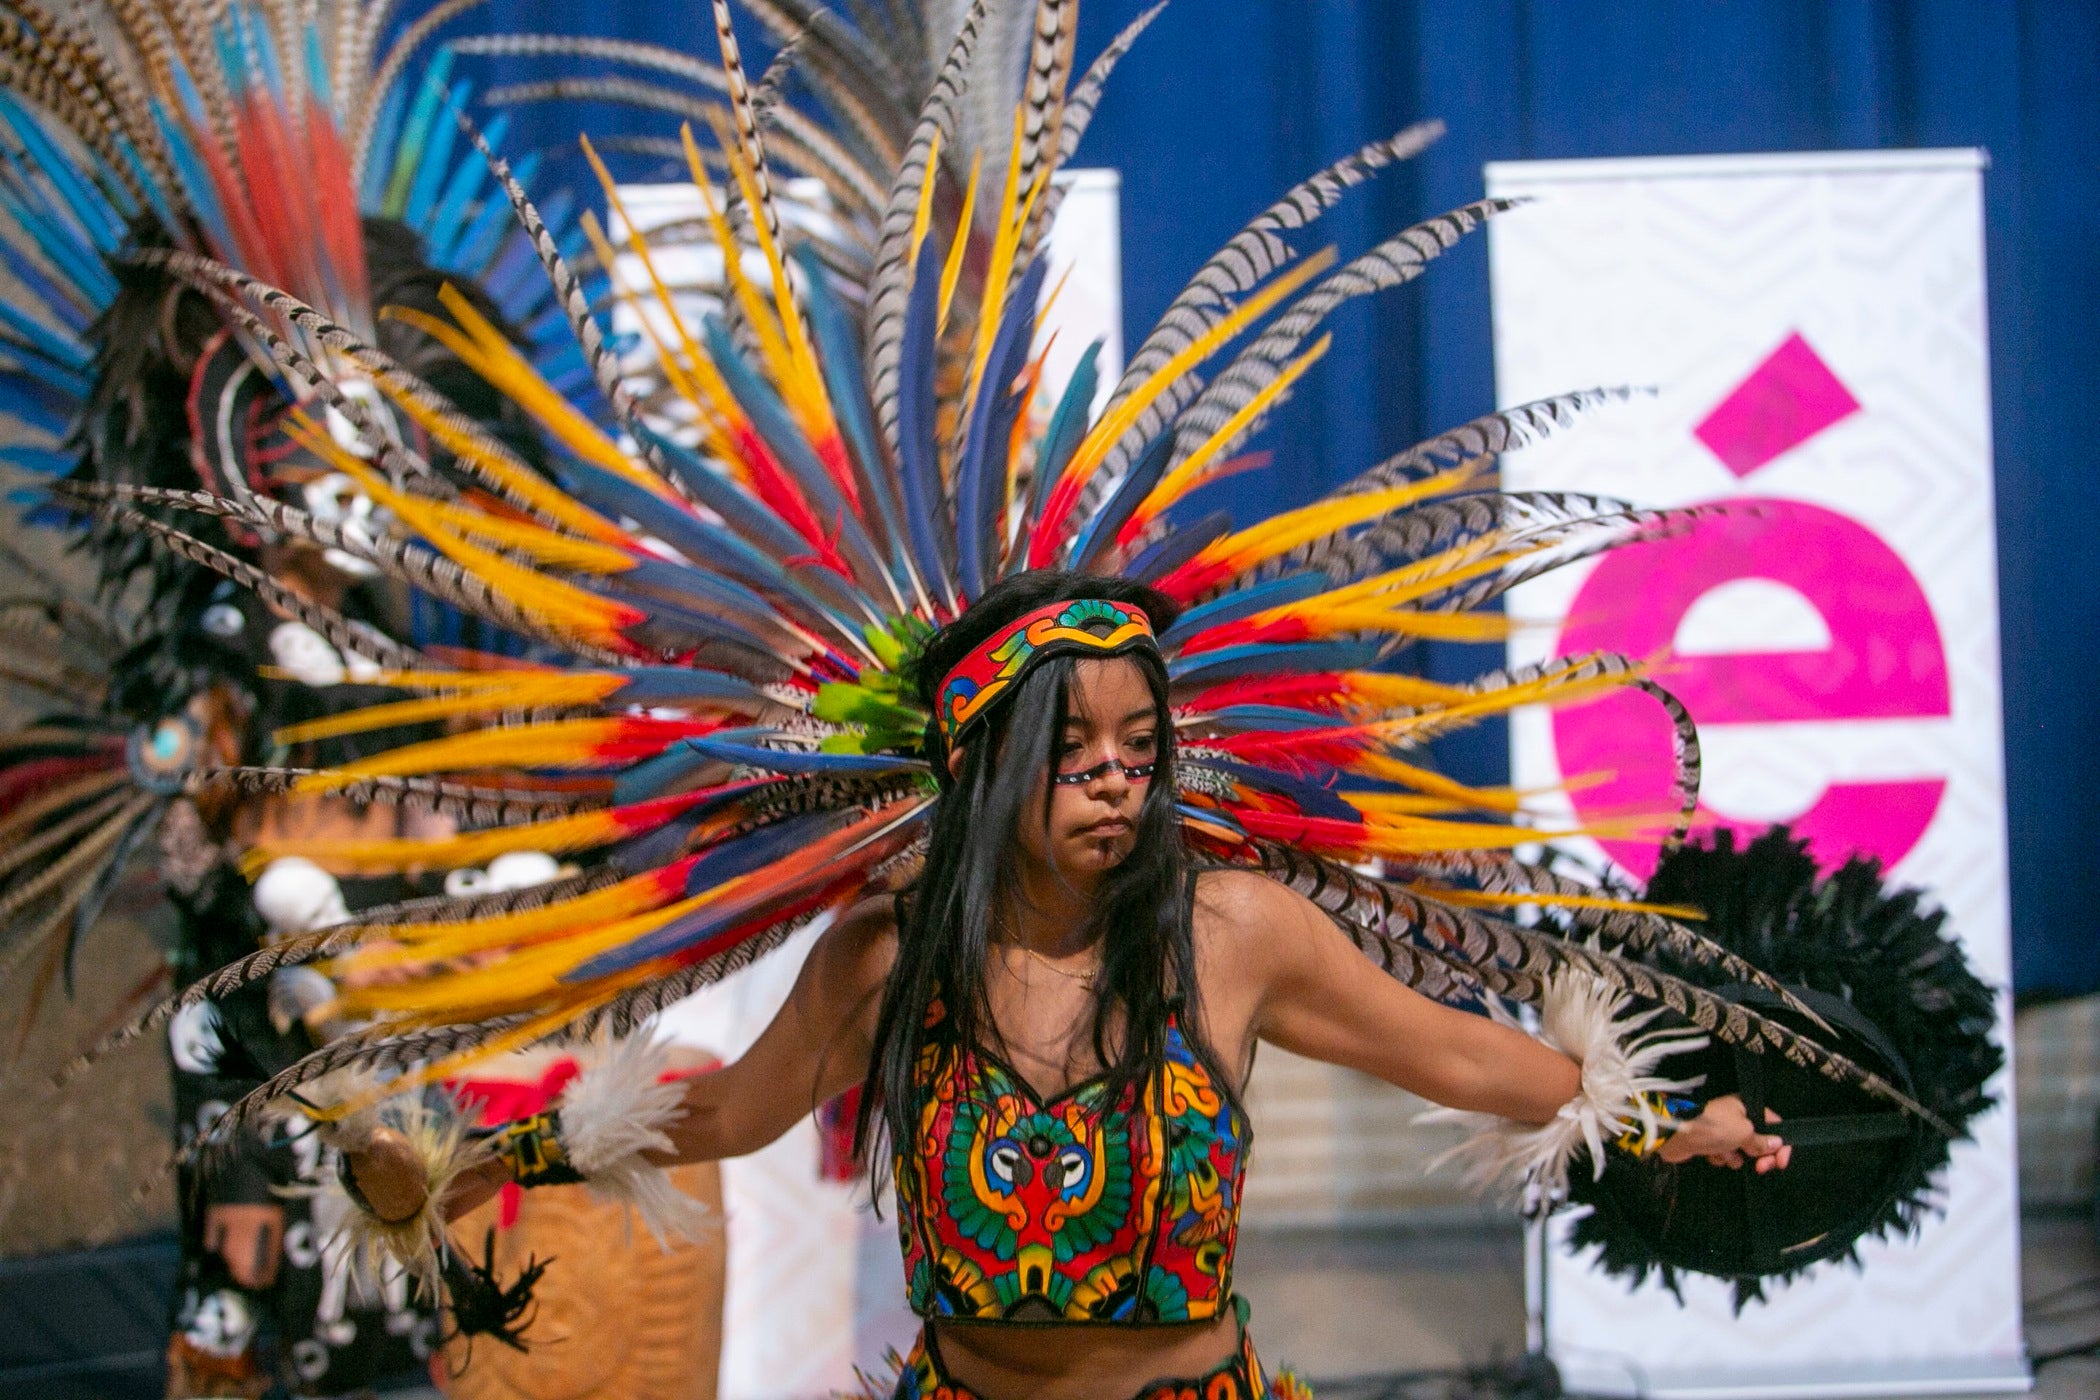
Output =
[{"x1": 468, "y1": 1, "x2": 2097, "y2": 996}]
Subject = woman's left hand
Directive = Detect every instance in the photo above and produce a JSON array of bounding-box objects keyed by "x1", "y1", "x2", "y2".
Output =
[{"x1": 1656, "y1": 1094, "x2": 1794, "y2": 1173}]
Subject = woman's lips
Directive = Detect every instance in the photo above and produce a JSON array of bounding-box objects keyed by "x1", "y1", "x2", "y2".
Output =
[{"x1": 1082, "y1": 816, "x2": 1131, "y2": 836}]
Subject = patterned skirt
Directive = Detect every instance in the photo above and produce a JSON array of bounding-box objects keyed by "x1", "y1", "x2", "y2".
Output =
[{"x1": 879, "y1": 1297, "x2": 1309, "y2": 1400}]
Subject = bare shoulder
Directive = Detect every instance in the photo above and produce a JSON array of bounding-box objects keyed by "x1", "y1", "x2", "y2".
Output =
[
  {"x1": 1190, "y1": 867, "x2": 1311, "y2": 963},
  {"x1": 805, "y1": 893, "x2": 900, "y2": 1001}
]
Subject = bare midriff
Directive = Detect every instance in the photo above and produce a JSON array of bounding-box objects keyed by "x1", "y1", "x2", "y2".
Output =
[{"x1": 928, "y1": 1312, "x2": 1240, "y2": 1400}]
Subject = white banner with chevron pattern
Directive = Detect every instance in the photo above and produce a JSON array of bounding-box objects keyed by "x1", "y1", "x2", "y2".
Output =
[{"x1": 1487, "y1": 150, "x2": 2026, "y2": 1397}]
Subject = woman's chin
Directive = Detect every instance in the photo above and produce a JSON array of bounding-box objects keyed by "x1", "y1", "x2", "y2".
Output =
[{"x1": 1058, "y1": 838, "x2": 1133, "y2": 874}]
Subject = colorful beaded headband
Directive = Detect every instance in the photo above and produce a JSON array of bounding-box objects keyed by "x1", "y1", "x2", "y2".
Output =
[{"x1": 937, "y1": 599, "x2": 1156, "y2": 747}]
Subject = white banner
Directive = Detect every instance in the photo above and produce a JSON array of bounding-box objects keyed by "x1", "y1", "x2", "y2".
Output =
[{"x1": 1487, "y1": 150, "x2": 2025, "y2": 1397}]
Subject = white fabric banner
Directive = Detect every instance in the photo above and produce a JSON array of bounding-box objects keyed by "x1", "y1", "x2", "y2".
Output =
[{"x1": 1486, "y1": 150, "x2": 2025, "y2": 1397}]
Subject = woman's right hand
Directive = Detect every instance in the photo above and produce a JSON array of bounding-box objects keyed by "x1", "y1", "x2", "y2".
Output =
[
  {"x1": 341, "y1": 1127, "x2": 510, "y2": 1225},
  {"x1": 341, "y1": 1127, "x2": 435, "y2": 1223}
]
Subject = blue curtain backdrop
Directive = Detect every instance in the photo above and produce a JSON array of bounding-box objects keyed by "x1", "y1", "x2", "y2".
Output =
[{"x1": 463, "y1": 1, "x2": 2096, "y2": 996}]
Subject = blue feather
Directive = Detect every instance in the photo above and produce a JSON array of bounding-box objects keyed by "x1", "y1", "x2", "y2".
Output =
[
  {"x1": 453, "y1": 151, "x2": 540, "y2": 273},
  {"x1": 404, "y1": 78, "x2": 472, "y2": 232},
  {"x1": 568, "y1": 811, "x2": 860, "y2": 979},
  {"x1": 1161, "y1": 572, "x2": 1326, "y2": 645},
  {"x1": 615, "y1": 665, "x2": 772, "y2": 708},
  {"x1": 559, "y1": 457, "x2": 861, "y2": 644},
  {"x1": 1167, "y1": 640, "x2": 1381, "y2": 688},
  {"x1": 894, "y1": 234, "x2": 956, "y2": 604},
  {"x1": 0, "y1": 98, "x2": 121, "y2": 252},
  {"x1": 0, "y1": 298, "x2": 91, "y2": 372},
  {"x1": 617, "y1": 558, "x2": 794, "y2": 640},
  {"x1": 792, "y1": 243, "x2": 911, "y2": 594},
  {"x1": 424, "y1": 113, "x2": 507, "y2": 263},
  {"x1": 698, "y1": 315, "x2": 888, "y2": 587},
  {"x1": 1198, "y1": 704, "x2": 1338, "y2": 731},
  {"x1": 953, "y1": 258, "x2": 1047, "y2": 599},
  {"x1": 382, "y1": 51, "x2": 456, "y2": 220},
  {"x1": 1067, "y1": 427, "x2": 1173, "y2": 571},
  {"x1": 627, "y1": 420, "x2": 814, "y2": 564},
  {"x1": 359, "y1": 81, "x2": 409, "y2": 208},
  {"x1": 0, "y1": 365, "x2": 79, "y2": 435},
  {"x1": 675, "y1": 739, "x2": 923, "y2": 776},
  {"x1": 1024, "y1": 339, "x2": 1100, "y2": 528},
  {"x1": 0, "y1": 230, "x2": 95, "y2": 334},
  {"x1": 1185, "y1": 757, "x2": 1359, "y2": 822},
  {"x1": 0, "y1": 442, "x2": 73, "y2": 475},
  {"x1": 1125, "y1": 510, "x2": 1231, "y2": 583}
]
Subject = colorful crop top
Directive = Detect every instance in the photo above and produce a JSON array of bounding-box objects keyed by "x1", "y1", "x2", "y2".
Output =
[{"x1": 893, "y1": 993, "x2": 1251, "y2": 1325}]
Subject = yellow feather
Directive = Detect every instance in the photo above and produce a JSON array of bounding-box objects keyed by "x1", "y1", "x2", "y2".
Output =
[
  {"x1": 937, "y1": 151, "x2": 982, "y2": 337},
  {"x1": 909, "y1": 126, "x2": 941, "y2": 270},
  {"x1": 271, "y1": 673, "x2": 632, "y2": 746},
  {"x1": 285, "y1": 717, "x2": 656, "y2": 796},
  {"x1": 1411, "y1": 884, "x2": 1706, "y2": 921},
  {"x1": 1134, "y1": 334, "x2": 1330, "y2": 527},
  {"x1": 330, "y1": 459, "x2": 640, "y2": 647},
  {"x1": 1054, "y1": 249, "x2": 1338, "y2": 500},
  {"x1": 243, "y1": 801, "x2": 646, "y2": 876},
  {"x1": 1192, "y1": 459, "x2": 1485, "y2": 579}
]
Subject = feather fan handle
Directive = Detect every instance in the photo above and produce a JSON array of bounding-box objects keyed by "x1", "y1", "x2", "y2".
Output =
[
  {"x1": 1420, "y1": 969, "x2": 1708, "y2": 1210},
  {"x1": 866, "y1": 0, "x2": 991, "y2": 466},
  {"x1": 1341, "y1": 387, "x2": 1646, "y2": 495},
  {"x1": 319, "y1": 1085, "x2": 490, "y2": 1288},
  {"x1": 349, "y1": 0, "x2": 489, "y2": 177},
  {"x1": 92, "y1": 506, "x2": 420, "y2": 670}
]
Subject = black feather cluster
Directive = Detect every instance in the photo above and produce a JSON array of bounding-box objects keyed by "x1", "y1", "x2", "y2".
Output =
[{"x1": 1563, "y1": 826, "x2": 2002, "y2": 1308}]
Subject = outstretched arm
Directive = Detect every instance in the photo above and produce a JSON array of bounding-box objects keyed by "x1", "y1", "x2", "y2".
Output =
[
  {"x1": 1204, "y1": 871, "x2": 1786, "y2": 1178},
  {"x1": 350, "y1": 895, "x2": 897, "y2": 1226}
]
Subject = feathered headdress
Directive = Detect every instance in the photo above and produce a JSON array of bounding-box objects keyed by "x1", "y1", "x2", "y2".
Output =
[
  {"x1": 41, "y1": 0, "x2": 1944, "y2": 1175},
  {"x1": 0, "y1": 0, "x2": 603, "y2": 1032}
]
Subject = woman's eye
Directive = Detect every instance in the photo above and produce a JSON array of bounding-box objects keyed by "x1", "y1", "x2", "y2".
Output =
[{"x1": 1127, "y1": 734, "x2": 1156, "y2": 755}]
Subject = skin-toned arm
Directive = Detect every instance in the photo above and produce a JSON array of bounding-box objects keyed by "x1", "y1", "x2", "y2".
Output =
[
  {"x1": 649, "y1": 895, "x2": 895, "y2": 1164},
  {"x1": 1200, "y1": 871, "x2": 1787, "y2": 1170},
  {"x1": 388, "y1": 896, "x2": 898, "y2": 1224}
]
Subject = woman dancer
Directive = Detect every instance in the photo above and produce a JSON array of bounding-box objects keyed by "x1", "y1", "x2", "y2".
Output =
[{"x1": 346, "y1": 571, "x2": 1789, "y2": 1400}]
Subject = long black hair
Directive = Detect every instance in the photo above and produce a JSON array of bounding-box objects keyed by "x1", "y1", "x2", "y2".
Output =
[{"x1": 855, "y1": 570, "x2": 1207, "y2": 1175}]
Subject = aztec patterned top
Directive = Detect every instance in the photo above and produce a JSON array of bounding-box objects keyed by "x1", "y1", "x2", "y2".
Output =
[{"x1": 894, "y1": 991, "x2": 1251, "y2": 1325}]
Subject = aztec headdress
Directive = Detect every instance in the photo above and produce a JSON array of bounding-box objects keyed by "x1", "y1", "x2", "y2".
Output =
[
  {"x1": 0, "y1": 0, "x2": 598, "y2": 1030},
  {"x1": 23, "y1": 0, "x2": 1977, "y2": 1284}
]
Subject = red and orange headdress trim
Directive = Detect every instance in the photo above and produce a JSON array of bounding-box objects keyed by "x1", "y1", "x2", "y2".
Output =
[{"x1": 937, "y1": 599, "x2": 1156, "y2": 747}]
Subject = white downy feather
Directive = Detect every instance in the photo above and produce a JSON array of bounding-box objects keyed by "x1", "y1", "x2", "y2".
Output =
[
  {"x1": 555, "y1": 1031, "x2": 715, "y2": 1246},
  {"x1": 1422, "y1": 968, "x2": 1708, "y2": 1213}
]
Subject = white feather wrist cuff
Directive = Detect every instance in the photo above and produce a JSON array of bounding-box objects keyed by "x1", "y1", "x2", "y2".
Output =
[
  {"x1": 553, "y1": 1032, "x2": 714, "y2": 1245},
  {"x1": 1424, "y1": 969, "x2": 1708, "y2": 1212}
]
